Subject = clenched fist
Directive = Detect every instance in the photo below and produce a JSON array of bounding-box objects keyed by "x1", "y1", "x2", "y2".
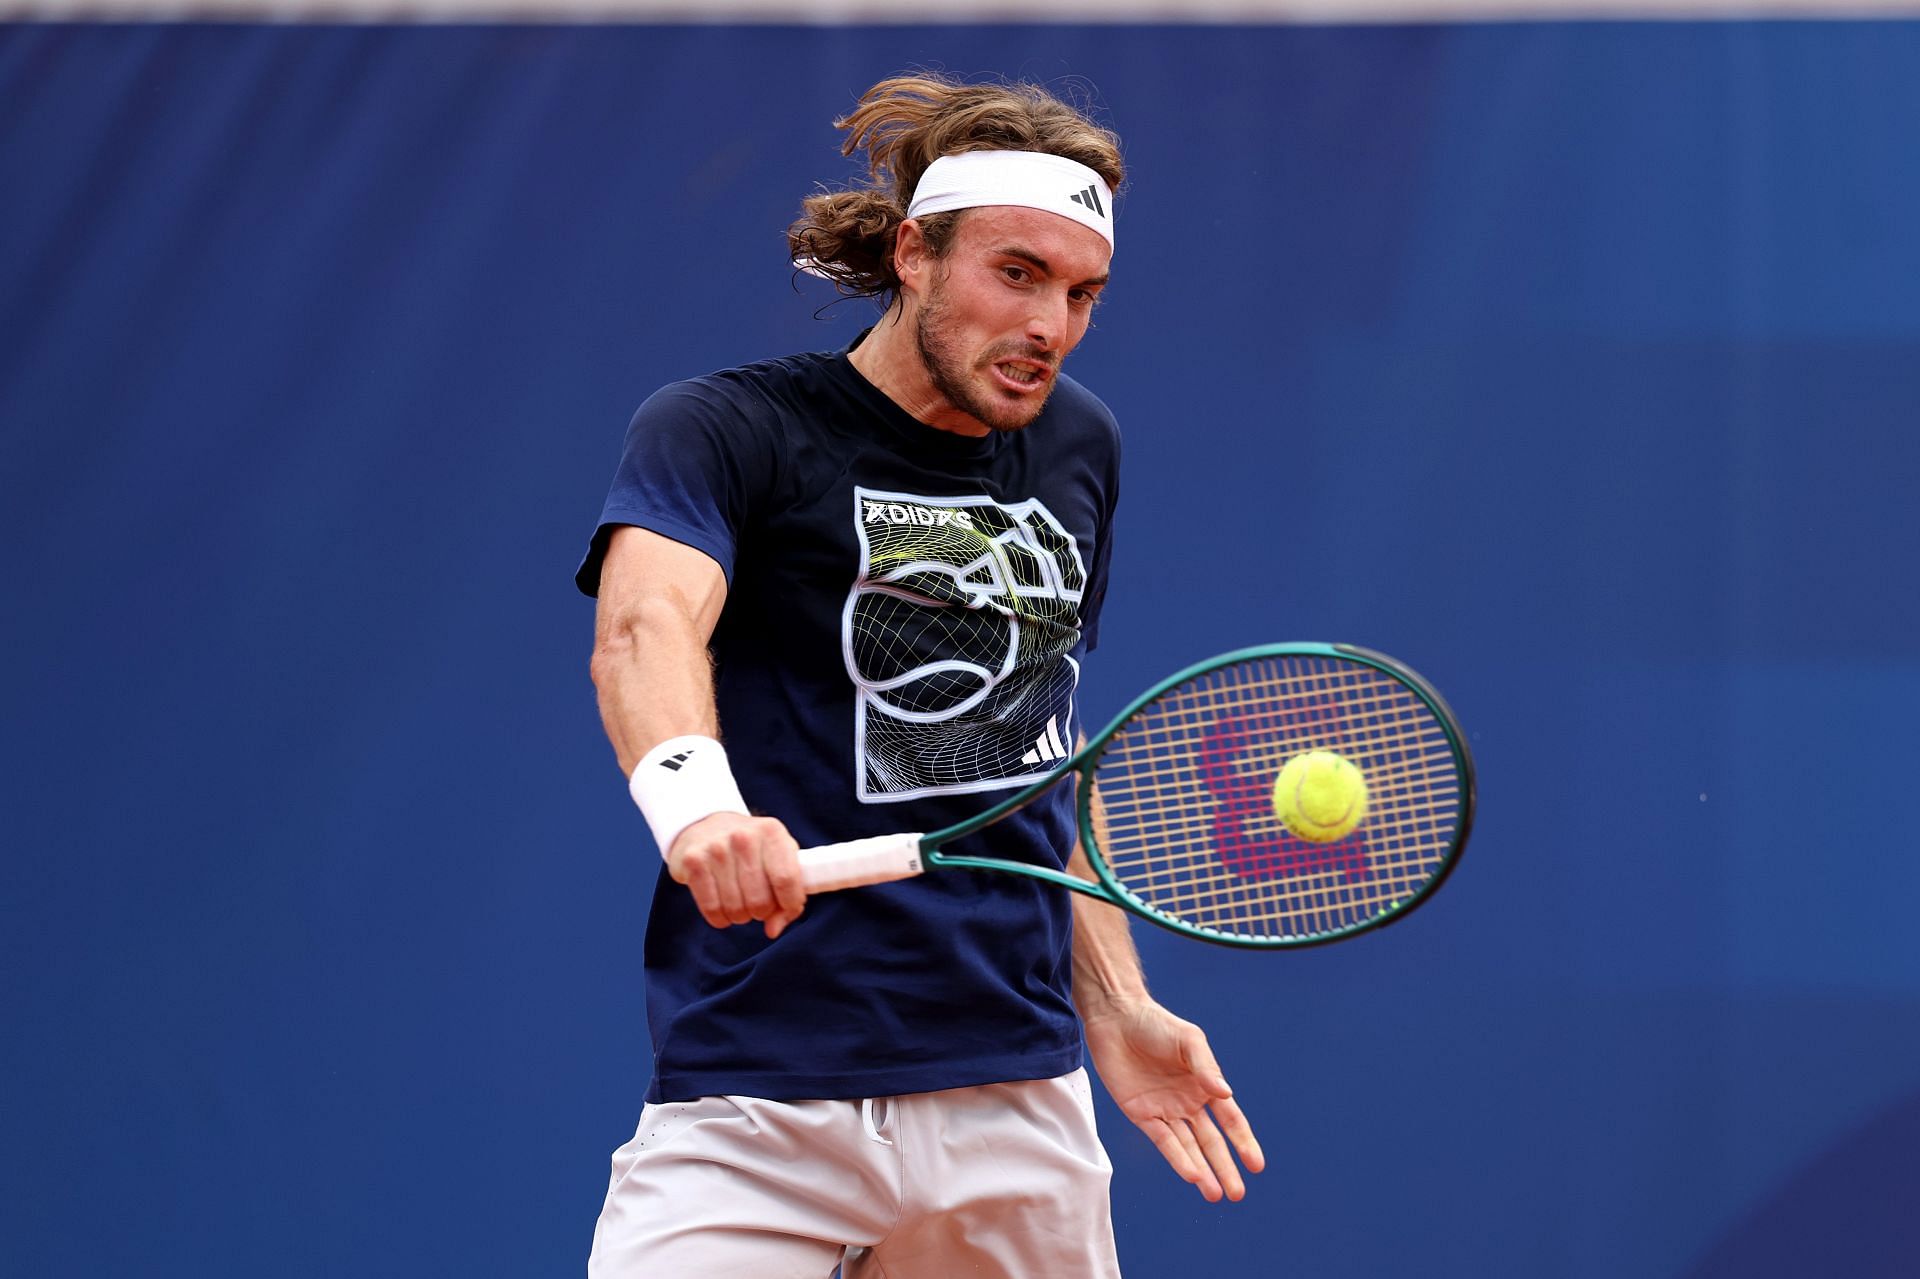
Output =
[{"x1": 667, "y1": 813, "x2": 808, "y2": 939}]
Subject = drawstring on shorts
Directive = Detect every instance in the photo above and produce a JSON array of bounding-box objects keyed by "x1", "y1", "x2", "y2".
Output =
[{"x1": 860, "y1": 1096, "x2": 893, "y2": 1146}]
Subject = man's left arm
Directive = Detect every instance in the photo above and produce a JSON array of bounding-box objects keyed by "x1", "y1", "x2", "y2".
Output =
[{"x1": 1070, "y1": 781, "x2": 1266, "y2": 1203}]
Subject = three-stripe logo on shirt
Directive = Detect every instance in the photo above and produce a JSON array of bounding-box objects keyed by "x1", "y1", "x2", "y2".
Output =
[{"x1": 1020, "y1": 715, "x2": 1070, "y2": 765}]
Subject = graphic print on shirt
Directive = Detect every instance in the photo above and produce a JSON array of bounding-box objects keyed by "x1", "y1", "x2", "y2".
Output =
[{"x1": 844, "y1": 487, "x2": 1087, "y2": 803}]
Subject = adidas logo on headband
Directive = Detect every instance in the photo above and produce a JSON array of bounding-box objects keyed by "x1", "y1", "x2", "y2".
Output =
[{"x1": 1069, "y1": 185, "x2": 1105, "y2": 218}]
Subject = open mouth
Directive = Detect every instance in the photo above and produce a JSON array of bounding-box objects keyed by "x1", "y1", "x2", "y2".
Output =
[{"x1": 992, "y1": 361, "x2": 1050, "y2": 391}]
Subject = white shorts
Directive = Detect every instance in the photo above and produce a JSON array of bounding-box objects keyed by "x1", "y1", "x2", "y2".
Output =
[{"x1": 587, "y1": 1068, "x2": 1121, "y2": 1278}]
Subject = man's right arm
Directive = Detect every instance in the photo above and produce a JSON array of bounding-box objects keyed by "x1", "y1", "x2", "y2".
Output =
[{"x1": 589, "y1": 525, "x2": 807, "y2": 939}]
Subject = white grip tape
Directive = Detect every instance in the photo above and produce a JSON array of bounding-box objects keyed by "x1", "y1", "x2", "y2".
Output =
[{"x1": 798, "y1": 833, "x2": 927, "y2": 893}]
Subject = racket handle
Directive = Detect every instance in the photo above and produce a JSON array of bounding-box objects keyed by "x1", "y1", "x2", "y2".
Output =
[{"x1": 798, "y1": 833, "x2": 927, "y2": 893}]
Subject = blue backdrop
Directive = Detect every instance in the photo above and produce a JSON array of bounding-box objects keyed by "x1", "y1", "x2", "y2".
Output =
[{"x1": 4, "y1": 20, "x2": 1917, "y2": 1277}]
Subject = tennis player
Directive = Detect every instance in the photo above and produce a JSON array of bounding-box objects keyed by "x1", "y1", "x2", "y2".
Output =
[{"x1": 578, "y1": 73, "x2": 1263, "y2": 1277}]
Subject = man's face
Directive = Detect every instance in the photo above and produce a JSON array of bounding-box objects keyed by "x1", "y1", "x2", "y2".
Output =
[{"x1": 909, "y1": 206, "x2": 1111, "y2": 433}]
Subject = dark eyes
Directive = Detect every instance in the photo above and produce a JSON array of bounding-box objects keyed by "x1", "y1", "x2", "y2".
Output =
[{"x1": 1000, "y1": 264, "x2": 1100, "y2": 307}]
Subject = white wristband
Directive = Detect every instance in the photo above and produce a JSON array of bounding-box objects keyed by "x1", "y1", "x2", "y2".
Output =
[{"x1": 627, "y1": 735, "x2": 750, "y2": 860}]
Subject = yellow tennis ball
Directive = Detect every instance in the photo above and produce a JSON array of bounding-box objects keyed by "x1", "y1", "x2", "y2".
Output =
[{"x1": 1273, "y1": 750, "x2": 1369, "y2": 843}]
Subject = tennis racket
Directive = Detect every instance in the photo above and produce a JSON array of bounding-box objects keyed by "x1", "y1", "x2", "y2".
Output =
[{"x1": 799, "y1": 643, "x2": 1474, "y2": 948}]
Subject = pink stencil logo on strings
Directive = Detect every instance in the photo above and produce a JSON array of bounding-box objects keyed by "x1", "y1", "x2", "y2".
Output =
[{"x1": 1200, "y1": 702, "x2": 1370, "y2": 882}]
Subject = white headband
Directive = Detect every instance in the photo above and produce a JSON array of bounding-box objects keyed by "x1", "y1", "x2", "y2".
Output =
[{"x1": 906, "y1": 150, "x2": 1115, "y2": 253}]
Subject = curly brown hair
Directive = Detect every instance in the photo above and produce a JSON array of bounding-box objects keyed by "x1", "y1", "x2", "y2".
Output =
[{"x1": 788, "y1": 74, "x2": 1125, "y2": 302}]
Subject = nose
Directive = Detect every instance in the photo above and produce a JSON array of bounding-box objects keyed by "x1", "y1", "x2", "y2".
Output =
[{"x1": 1026, "y1": 292, "x2": 1071, "y2": 352}]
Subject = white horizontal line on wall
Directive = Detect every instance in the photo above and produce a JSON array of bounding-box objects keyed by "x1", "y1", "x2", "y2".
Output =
[{"x1": 9, "y1": 0, "x2": 1920, "y2": 22}]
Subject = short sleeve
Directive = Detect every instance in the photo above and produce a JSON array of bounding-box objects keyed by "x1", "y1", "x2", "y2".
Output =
[{"x1": 574, "y1": 379, "x2": 772, "y2": 597}]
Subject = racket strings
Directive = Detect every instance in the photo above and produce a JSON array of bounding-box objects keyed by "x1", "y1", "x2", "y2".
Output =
[{"x1": 1091, "y1": 655, "x2": 1465, "y2": 942}]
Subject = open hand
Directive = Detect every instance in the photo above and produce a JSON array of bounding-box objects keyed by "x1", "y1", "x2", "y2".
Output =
[{"x1": 1083, "y1": 998, "x2": 1265, "y2": 1202}]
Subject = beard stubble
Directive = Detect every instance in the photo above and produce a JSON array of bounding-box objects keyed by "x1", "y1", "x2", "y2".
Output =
[{"x1": 912, "y1": 279, "x2": 1056, "y2": 434}]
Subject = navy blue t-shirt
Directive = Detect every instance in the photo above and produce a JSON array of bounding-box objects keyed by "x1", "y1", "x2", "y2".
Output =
[{"x1": 576, "y1": 335, "x2": 1120, "y2": 1103}]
